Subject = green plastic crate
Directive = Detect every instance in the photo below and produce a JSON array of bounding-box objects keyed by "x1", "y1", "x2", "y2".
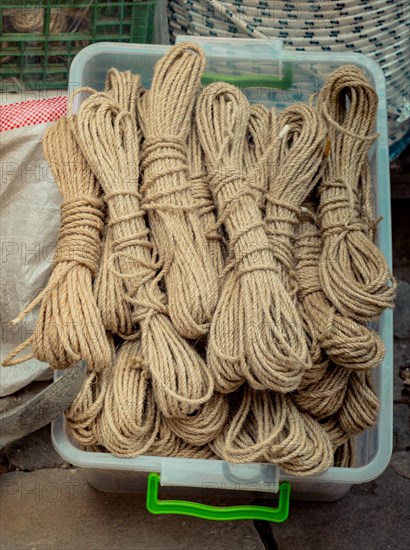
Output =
[{"x1": 0, "y1": 0, "x2": 158, "y2": 90}]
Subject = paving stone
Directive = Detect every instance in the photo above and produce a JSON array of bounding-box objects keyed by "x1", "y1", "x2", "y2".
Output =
[
  {"x1": 0, "y1": 381, "x2": 50, "y2": 415},
  {"x1": 392, "y1": 199, "x2": 410, "y2": 266},
  {"x1": 393, "y1": 340, "x2": 410, "y2": 404},
  {"x1": 394, "y1": 279, "x2": 410, "y2": 339},
  {"x1": 0, "y1": 469, "x2": 263, "y2": 550},
  {"x1": 3, "y1": 425, "x2": 68, "y2": 471},
  {"x1": 390, "y1": 451, "x2": 410, "y2": 480},
  {"x1": 269, "y1": 466, "x2": 410, "y2": 550},
  {"x1": 393, "y1": 403, "x2": 410, "y2": 451}
]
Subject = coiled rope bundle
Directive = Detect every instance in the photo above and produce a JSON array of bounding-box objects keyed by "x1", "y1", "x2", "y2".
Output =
[
  {"x1": 295, "y1": 214, "x2": 385, "y2": 370},
  {"x1": 265, "y1": 103, "x2": 326, "y2": 291},
  {"x1": 317, "y1": 66, "x2": 396, "y2": 322},
  {"x1": 140, "y1": 42, "x2": 219, "y2": 340},
  {"x1": 211, "y1": 387, "x2": 334, "y2": 476},
  {"x1": 3, "y1": 116, "x2": 112, "y2": 372},
  {"x1": 93, "y1": 69, "x2": 142, "y2": 337},
  {"x1": 196, "y1": 82, "x2": 310, "y2": 393},
  {"x1": 74, "y1": 90, "x2": 217, "y2": 419}
]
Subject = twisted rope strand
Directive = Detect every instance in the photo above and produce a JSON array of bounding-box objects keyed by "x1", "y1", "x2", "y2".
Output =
[
  {"x1": 92, "y1": 70, "x2": 143, "y2": 336},
  {"x1": 93, "y1": 339, "x2": 161, "y2": 457},
  {"x1": 187, "y1": 121, "x2": 225, "y2": 278},
  {"x1": 244, "y1": 104, "x2": 273, "y2": 211}
]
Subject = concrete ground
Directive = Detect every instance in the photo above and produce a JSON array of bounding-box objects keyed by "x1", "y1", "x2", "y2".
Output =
[{"x1": 0, "y1": 156, "x2": 409, "y2": 549}]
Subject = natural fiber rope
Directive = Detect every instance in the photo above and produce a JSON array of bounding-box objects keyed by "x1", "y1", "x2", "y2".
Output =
[
  {"x1": 105, "y1": 68, "x2": 142, "y2": 118},
  {"x1": 2, "y1": 116, "x2": 112, "y2": 371},
  {"x1": 196, "y1": 82, "x2": 309, "y2": 393},
  {"x1": 74, "y1": 91, "x2": 216, "y2": 419},
  {"x1": 295, "y1": 214, "x2": 385, "y2": 370},
  {"x1": 337, "y1": 370, "x2": 379, "y2": 436},
  {"x1": 265, "y1": 103, "x2": 326, "y2": 289},
  {"x1": 334, "y1": 438, "x2": 355, "y2": 468},
  {"x1": 292, "y1": 363, "x2": 350, "y2": 421},
  {"x1": 93, "y1": 339, "x2": 161, "y2": 457},
  {"x1": 148, "y1": 418, "x2": 217, "y2": 459},
  {"x1": 92, "y1": 69, "x2": 143, "y2": 337},
  {"x1": 94, "y1": 227, "x2": 134, "y2": 337},
  {"x1": 243, "y1": 104, "x2": 273, "y2": 211},
  {"x1": 187, "y1": 121, "x2": 225, "y2": 278},
  {"x1": 65, "y1": 336, "x2": 115, "y2": 447},
  {"x1": 140, "y1": 42, "x2": 219, "y2": 339},
  {"x1": 211, "y1": 386, "x2": 334, "y2": 476},
  {"x1": 8, "y1": 7, "x2": 67, "y2": 34},
  {"x1": 317, "y1": 65, "x2": 396, "y2": 322}
]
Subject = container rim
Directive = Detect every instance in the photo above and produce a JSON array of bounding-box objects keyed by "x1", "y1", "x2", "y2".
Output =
[{"x1": 59, "y1": 40, "x2": 393, "y2": 492}]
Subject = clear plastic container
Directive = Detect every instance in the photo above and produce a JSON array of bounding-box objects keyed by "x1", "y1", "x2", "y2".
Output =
[{"x1": 52, "y1": 37, "x2": 393, "y2": 505}]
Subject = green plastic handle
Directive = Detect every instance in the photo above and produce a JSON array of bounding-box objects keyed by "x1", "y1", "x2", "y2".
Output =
[
  {"x1": 201, "y1": 62, "x2": 293, "y2": 89},
  {"x1": 146, "y1": 472, "x2": 290, "y2": 523}
]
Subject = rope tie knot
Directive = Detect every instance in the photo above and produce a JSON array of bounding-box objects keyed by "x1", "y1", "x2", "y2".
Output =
[
  {"x1": 265, "y1": 197, "x2": 301, "y2": 273},
  {"x1": 209, "y1": 168, "x2": 255, "y2": 228},
  {"x1": 140, "y1": 134, "x2": 188, "y2": 181},
  {"x1": 53, "y1": 197, "x2": 105, "y2": 274}
]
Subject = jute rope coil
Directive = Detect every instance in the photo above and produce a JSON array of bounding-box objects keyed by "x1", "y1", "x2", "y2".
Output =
[
  {"x1": 93, "y1": 69, "x2": 143, "y2": 337},
  {"x1": 211, "y1": 386, "x2": 334, "y2": 476},
  {"x1": 337, "y1": 370, "x2": 379, "y2": 436},
  {"x1": 317, "y1": 65, "x2": 396, "y2": 321},
  {"x1": 94, "y1": 227, "x2": 134, "y2": 337},
  {"x1": 295, "y1": 215, "x2": 385, "y2": 370},
  {"x1": 7, "y1": 8, "x2": 67, "y2": 34},
  {"x1": 149, "y1": 419, "x2": 217, "y2": 459},
  {"x1": 65, "y1": 336, "x2": 115, "y2": 447},
  {"x1": 196, "y1": 82, "x2": 310, "y2": 393},
  {"x1": 3, "y1": 116, "x2": 112, "y2": 371},
  {"x1": 265, "y1": 103, "x2": 326, "y2": 290},
  {"x1": 74, "y1": 91, "x2": 218, "y2": 419},
  {"x1": 334, "y1": 438, "x2": 355, "y2": 468},
  {"x1": 140, "y1": 42, "x2": 219, "y2": 339},
  {"x1": 93, "y1": 339, "x2": 160, "y2": 456}
]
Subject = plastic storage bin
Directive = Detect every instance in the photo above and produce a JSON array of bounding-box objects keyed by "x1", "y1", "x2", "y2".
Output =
[{"x1": 52, "y1": 37, "x2": 393, "y2": 512}]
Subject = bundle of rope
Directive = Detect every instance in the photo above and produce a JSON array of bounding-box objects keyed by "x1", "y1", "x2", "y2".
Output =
[
  {"x1": 317, "y1": 66, "x2": 396, "y2": 322},
  {"x1": 211, "y1": 386, "x2": 334, "y2": 476},
  {"x1": 65, "y1": 335, "x2": 114, "y2": 447},
  {"x1": 293, "y1": 363, "x2": 350, "y2": 421},
  {"x1": 74, "y1": 90, "x2": 218, "y2": 420},
  {"x1": 3, "y1": 116, "x2": 112, "y2": 372},
  {"x1": 265, "y1": 103, "x2": 326, "y2": 290},
  {"x1": 93, "y1": 339, "x2": 160, "y2": 456},
  {"x1": 295, "y1": 214, "x2": 385, "y2": 371},
  {"x1": 196, "y1": 82, "x2": 311, "y2": 394},
  {"x1": 140, "y1": 42, "x2": 219, "y2": 340},
  {"x1": 93, "y1": 69, "x2": 143, "y2": 337}
]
